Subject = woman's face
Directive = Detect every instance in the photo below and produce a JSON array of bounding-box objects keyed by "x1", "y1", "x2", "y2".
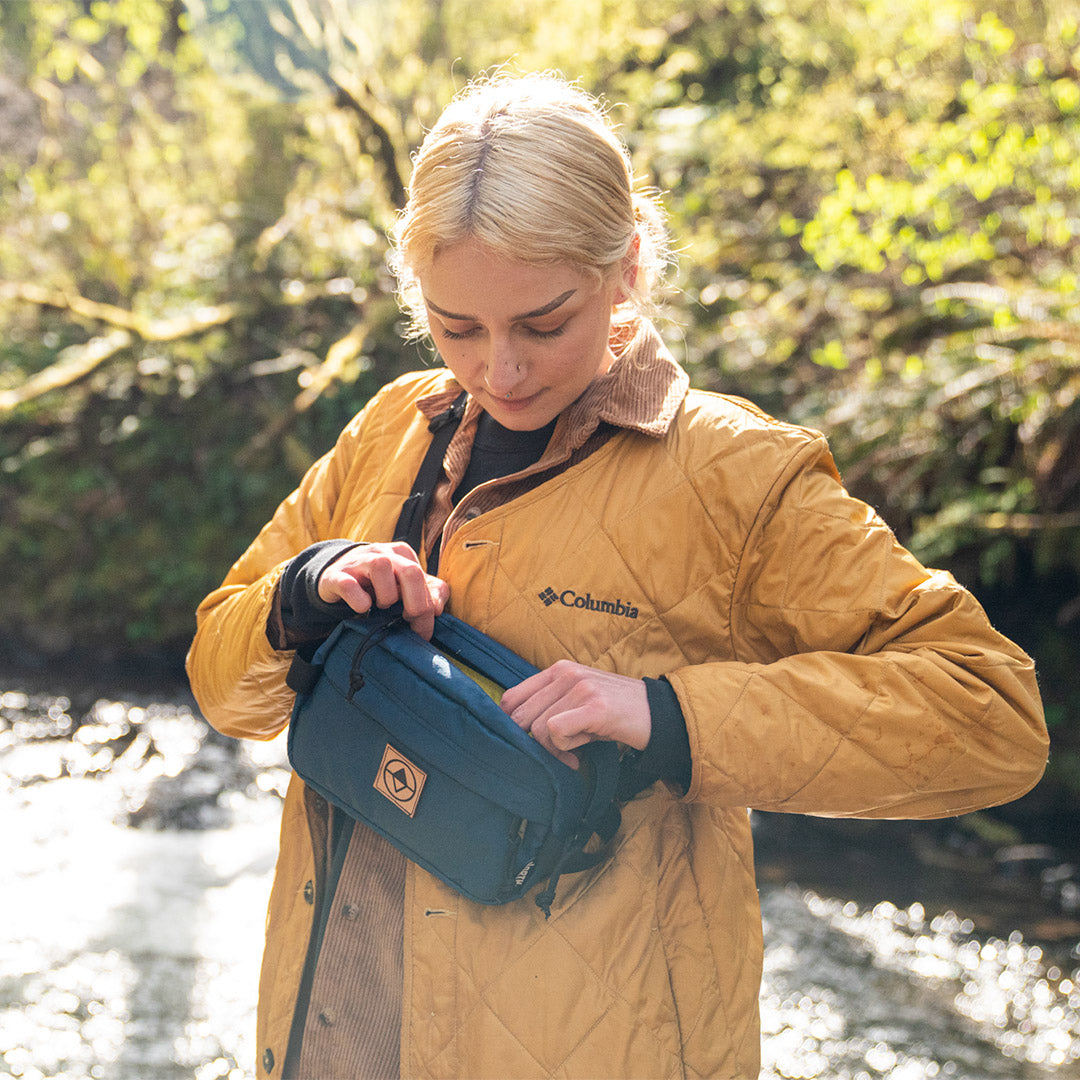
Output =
[{"x1": 420, "y1": 239, "x2": 630, "y2": 431}]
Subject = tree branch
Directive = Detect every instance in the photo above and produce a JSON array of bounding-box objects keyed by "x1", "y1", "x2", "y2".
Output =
[
  {"x1": 974, "y1": 510, "x2": 1080, "y2": 534},
  {"x1": 0, "y1": 330, "x2": 133, "y2": 413},
  {"x1": 0, "y1": 284, "x2": 244, "y2": 412},
  {"x1": 987, "y1": 320, "x2": 1080, "y2": 347},
  {"x1": 0, "y1": 282, "x2": 240, "y2": 341},
  {"x1": 237, "y1": 320, "x2": 369, "y2": 464},
  {"x1": 331, "y1": 82, "x2": 409, "y2": 209}
]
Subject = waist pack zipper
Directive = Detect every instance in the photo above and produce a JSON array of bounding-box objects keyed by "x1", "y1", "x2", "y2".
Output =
[{"x1": 347, "y1": 615, "x2": 405, "y2": 701}]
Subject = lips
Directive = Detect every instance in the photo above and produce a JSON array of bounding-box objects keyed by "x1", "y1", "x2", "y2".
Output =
[{"x1": 488, "y1": 388, "x2": 543, "y2": 412}]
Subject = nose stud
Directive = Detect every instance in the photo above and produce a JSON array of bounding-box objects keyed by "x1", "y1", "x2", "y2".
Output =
[{"x1": 486, "y1": 362, "x2": 522, "y2": 401}]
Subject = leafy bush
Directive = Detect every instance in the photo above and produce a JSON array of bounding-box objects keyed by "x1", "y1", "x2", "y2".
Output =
[{"x1": 0, "y1": 0, "x2": 1076, "y2": 791}]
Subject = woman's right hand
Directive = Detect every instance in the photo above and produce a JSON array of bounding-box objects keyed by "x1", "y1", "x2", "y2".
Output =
[{"x1": 317, "y1": 541, "x2": 449, "y2": 639}]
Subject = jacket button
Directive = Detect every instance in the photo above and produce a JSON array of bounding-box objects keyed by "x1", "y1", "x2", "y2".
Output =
[
  {"x1": 303, "y1": 880, "x2": 315, "y2": 904},
  {"x1": 463, "y1": 506, "x2": 482, "y2": 520},
  {"x1": 262, "y1": 1047, "x2": 275, "y2": 1073},
  {"x1": 342, "y1": 902, "x2": 360, "y2": 920},
  {"x1": 318, "y1": 1009, "x2": 336, "y2": 1026}
]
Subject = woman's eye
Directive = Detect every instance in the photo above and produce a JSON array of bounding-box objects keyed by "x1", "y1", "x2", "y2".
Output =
[
  {"x1": 524, "y1": 324, "x2": 567, "y2": 340},
  {"x1": 439, "y1": 325, "x2": 479, "y2": 340}
]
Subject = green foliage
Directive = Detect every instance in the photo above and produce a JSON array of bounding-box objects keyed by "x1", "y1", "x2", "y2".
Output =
[
  {"x1": 0, "y1": 0, "x2": 1077, "y2": 792},
  {"x1": 638, "y1": 0, "x2": 1080, "y2": 599}
]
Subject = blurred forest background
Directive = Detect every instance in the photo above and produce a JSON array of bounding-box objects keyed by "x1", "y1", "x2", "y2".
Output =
[{"x1": 0, "y1": 0, "x2": 1077, "y2": 814}]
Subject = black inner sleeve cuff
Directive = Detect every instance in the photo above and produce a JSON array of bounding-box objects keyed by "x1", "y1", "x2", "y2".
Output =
[
  {"x1": 278, "y1": 539, "x2": 363, "y2": 644},
  {"x1": 616, "y1": 677, "x2": 692, "y2": 799}
]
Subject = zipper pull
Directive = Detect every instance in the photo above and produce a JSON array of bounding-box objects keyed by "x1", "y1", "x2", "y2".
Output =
[
  {"x1": 347, "y1": 656, "x2": 366, "y2": 701},
  {"x1": 346, "y1": 614, "x2": 406, "y2": 701}
]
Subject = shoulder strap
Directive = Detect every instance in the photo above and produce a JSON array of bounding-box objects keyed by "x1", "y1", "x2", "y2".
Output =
[{"x1": 392, "y1": 391, "x2": 468, "y2": 555}]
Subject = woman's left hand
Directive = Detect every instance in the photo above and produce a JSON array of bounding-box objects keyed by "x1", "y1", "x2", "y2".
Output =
[{"x1": 500, "y1": 660, "x2": 651, "y2": 768}]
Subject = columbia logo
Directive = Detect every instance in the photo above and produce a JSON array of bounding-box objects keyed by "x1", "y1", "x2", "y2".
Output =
[{"x1": 538, "y1": 586, "x2": 639, "y2": 620}]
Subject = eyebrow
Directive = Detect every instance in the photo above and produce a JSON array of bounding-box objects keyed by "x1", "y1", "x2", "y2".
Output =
[{"x1": 424, "y1": 289, "x2": 577, "y2": 323}]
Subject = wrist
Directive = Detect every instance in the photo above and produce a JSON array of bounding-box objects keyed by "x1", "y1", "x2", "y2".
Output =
[{"x1": 279, "y1": 539, "x2": 363, "y2": 642}]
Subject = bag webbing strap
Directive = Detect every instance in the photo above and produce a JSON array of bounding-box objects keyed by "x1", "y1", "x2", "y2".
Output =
[
  {"x1": 392, "y1": 391, "x2": 467, "y2": 556},
  {"x1": 285, "y1": 649, "x2": 322, "y2": 695},
  {"x1": 534, "y1": 740, "x2": 623, "y2": 917}
]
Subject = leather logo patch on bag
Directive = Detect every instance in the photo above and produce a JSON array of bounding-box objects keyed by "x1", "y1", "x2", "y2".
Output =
[{"x1": 374, "y1": 743, "x2": 426, "y2": 817}]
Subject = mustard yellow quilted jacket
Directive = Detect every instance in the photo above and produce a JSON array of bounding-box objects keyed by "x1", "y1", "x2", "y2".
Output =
[{"x1": 187, "y1": 366, "x2": 1047, "y2": 1080}]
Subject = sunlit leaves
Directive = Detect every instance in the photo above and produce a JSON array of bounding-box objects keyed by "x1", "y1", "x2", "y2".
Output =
[
  {"x1": 0, "y1": 0, "x2": 1077, "y2": 666},
  {"x1": 801, "y1": 68, "x2": 1080, "y2": 288}
]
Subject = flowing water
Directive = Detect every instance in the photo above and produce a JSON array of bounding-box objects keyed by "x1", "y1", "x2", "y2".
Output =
[{"x1": 1, "y1": 686, "x2": 1078, "y2": 1080}]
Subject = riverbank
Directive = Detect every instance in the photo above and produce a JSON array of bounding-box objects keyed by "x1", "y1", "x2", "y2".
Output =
[
  {"x1": 3, "y1": 679, "x2": 1078, "y2": 1077},
  {"x1": 753, "y1": 812, "x2": 1080, "y2": 949}
]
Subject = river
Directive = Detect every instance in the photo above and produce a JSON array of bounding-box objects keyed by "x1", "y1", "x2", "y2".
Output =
[{"x1": 2, "y1": 685, "x2": 1078, "y2": 1079}]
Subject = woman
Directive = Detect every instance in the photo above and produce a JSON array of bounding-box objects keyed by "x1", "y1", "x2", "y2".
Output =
[{"x1": 187, "y1": 73, "x2": 1048, "y2": 1079}]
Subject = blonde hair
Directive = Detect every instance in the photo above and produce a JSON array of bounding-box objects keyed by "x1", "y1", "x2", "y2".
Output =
[{"x1": 390, "y1": 72, "x2": 669, "y2": 337}]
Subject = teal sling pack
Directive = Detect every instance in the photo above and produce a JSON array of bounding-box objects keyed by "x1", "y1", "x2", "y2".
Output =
[
  {"x1": 287, "y1": 608, "x2": 622, "y2": 915},
  {"x1": 285, "y1": 392, "x2": 621, "y2": 915}
]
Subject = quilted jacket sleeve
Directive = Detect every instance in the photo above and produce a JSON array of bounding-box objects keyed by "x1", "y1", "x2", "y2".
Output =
[
  {"x1": 667, "y1": 435, "x2": 1049, "y2": 819},
  {"x1": 185, "y1": 404, "x2": 373, "y2": 742}
]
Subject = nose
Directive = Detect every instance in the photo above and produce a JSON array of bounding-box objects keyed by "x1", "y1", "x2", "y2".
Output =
[{"x1": 482, "y1": 337, "x2": 524, "y2": 397}]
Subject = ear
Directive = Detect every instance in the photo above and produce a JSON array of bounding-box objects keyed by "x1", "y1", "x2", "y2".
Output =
[{"x1": 613, "y1": 232, "x2": 641, "y2": 306}]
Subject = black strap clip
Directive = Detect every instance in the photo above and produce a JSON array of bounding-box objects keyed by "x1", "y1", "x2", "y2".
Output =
[{"x1": 428, "y1": 392, "x2": 467, "y2": 433}]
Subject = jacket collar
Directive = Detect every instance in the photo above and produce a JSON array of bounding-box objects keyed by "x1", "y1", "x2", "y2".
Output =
[{"x1": 414, "y1": 318, "x2": 688, "y2": 452}]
